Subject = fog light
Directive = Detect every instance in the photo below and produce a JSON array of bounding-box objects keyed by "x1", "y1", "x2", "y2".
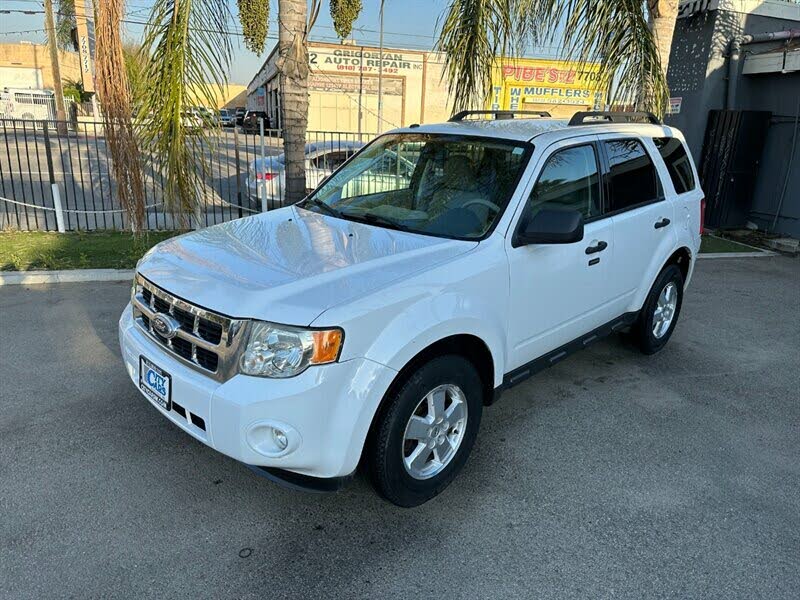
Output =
[
  {"x1": 272, "y1": 427, "x2": 288, "y2": 451},
  {"x1": 246, "y1": 421, "x2": 300, "y2": 457}
]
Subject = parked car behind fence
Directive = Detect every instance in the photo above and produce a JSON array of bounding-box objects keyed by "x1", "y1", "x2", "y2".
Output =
[
  {"x1": 246, "y1": 140, "x2": 368, "y2": 206},
  {"x1": 241, "y1": 111, "x2": 270, "y2": 134}
]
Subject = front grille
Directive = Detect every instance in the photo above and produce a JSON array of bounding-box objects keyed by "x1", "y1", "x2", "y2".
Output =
[
  {"x1": 140, "y1": 288, "x2": 223, "y2": 346},
  {"x1": 131, "y1": 274, "x2": 247, "y2": 382}
]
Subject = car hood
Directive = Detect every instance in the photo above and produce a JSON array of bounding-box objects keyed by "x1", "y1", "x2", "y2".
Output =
[{"x1": 136, "y1": 206, "x2": 478, "y2": 325}]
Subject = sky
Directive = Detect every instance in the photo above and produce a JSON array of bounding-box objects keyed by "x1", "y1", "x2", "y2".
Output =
[{"x1": 1, "y1": 0, "x2": 486, "y2": 85}]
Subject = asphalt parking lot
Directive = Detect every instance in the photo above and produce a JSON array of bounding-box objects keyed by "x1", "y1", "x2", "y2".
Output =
[{"x1": 1, "y1": 256, "x2": 798, "y2": 599}]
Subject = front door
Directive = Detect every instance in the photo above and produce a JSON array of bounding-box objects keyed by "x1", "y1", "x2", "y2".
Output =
[{"x1": 506, "y1": 138, "x2": 618, "y2": 371}]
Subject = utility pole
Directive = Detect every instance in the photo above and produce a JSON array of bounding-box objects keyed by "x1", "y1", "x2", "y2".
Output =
[
  {"x1": 43, "y1": 0, "x2": 68, "y2": 133},
  {"x1": 377, "y1": 0, "x2": 385, "y2": 133}
]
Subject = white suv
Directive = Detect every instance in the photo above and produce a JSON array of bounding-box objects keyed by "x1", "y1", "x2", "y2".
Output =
[{"x1": 119, "y1": 111, "x2": 704, "y2": 506}]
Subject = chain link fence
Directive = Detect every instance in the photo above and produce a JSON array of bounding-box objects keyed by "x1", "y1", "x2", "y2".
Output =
[{"x1": 0, "y1": 118, "x2": 375, "y2": 232}]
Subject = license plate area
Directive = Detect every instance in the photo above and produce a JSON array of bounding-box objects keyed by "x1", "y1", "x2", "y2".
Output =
[{"x1": 139, "y1": 356, "x2": 172, "y2": 411}]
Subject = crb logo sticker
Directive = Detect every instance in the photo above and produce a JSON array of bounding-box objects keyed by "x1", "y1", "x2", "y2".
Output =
[
  {"x1": 146, "y1": 369, "x2": 167, "y2": 396},
  {"x1": 151, "y1": 313, "x2": 180, "y2": 339}
]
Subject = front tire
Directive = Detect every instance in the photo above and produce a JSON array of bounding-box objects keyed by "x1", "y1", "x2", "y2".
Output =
[
  {"x1": 633, "y1": 263, "x2": 684, "y2": 355},
  {"x1": 366, "y1": 355, "x2": 483, "y2": 507}
]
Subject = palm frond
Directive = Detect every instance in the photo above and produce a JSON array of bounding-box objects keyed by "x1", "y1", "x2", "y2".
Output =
[
  {"x1": 139, "y1": 0, "x2": 232, "y2": 222},
  {"x1": 436, "y1": 0, "x2": 517, "y2": 113},
  {"x1": 557, "y1": 0, "x2": 668, "y2": 114},
  {"x1": 437, "y1": 0, "x2": 669, "y2": 116},
  {"x1": 54, "y1": 0, "x2": 76, "y2": 51}
]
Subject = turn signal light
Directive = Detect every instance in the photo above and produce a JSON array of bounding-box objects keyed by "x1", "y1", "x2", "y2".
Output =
[{"x1": 311, "y1": 329, "x2": 344, "y2": 364}]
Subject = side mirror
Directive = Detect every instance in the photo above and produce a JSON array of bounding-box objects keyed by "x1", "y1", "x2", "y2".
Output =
[{"x1": 513, "y1": 208, "x2": 584, "y2": 247}]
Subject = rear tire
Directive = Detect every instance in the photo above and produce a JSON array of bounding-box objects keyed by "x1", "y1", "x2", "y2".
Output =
[
  {"x1": 633, "y1": 264, "x2": 684, "y2": 355},
  {"x1": 366, "y1": 355, "x2": 483, "y2": 507}
]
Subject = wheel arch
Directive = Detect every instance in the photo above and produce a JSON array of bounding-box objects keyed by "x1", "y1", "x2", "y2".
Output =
[
  {"x1": 363, "y1": 333, "x2": 497, "y2": 463},
  {"x1": 633, "y1": 245, "x2": 694, "y2": 311},
  {"x1": 666, "y1": 246, "x2": 692, "y2": 283},
  {"x1": 389, "y1": 334, "x2": 496, "y2": 407}
]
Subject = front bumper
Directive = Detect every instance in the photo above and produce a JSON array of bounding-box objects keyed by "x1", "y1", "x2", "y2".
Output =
[{"x1": 119, "y1": 305, "x2": 397, "y2": 479}]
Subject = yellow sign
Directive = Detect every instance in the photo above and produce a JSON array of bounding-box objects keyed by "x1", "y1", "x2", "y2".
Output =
[{"x1": 489, "y1": 58, "x2": 605, "y2": 117}]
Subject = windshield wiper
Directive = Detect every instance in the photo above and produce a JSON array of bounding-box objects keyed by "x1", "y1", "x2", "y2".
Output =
[
  {"x1": 302, "y1": 197, "x2": 344, "y2": 218},
  {"x1": 345, "y1": 210, "x2": 410, "y2": 232}
]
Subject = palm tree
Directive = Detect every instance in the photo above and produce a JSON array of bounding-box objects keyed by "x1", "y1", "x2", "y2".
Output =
[
  {"x1": 95, "y1": 0, "x2": 147, "y2": 231},
  {"x1": 129, "y1": 0, "x2": 362, "y2": 221},
  {"x1": 647, "y1": 0, "x2": 680, "y2": 78},
  {"x1": 437, "y1": 0, "x2": 675, "y2": 115}
]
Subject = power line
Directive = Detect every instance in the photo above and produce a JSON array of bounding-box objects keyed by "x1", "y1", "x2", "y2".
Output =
[
  {"x1": 2, "y1": 8, "x2": 567, "y2": 67},
  {"x1": 0, "y1": 28, "x2": 47, "y2": 35}
]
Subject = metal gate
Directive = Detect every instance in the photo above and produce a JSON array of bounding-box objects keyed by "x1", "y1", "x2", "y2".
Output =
[{"x1": 698, "y1": 109, "x2": 772, "y2": 229}]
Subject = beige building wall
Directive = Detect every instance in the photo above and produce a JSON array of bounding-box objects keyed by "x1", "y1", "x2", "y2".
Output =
[
  {"x1": 304, "y1": 42, "x2": 451, "y2": 133},
  {"x1": 186, "y1": 83, "x2": 248, "y2": 109},
  {"x1": 248, "y1": 42, "x2": 455, "y2": 133},
  {"x1": 0, "y1": 43, "x2": 81, "y2": 90},
  {"x1": 421, "y1": 52, "x2": 455, "y2": 125}
]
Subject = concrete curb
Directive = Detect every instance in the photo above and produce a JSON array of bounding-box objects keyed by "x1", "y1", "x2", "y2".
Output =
[
  {"x1": 0, "y1": 269, "x2": 134, "y2": 286},
  {"x1": 698, "y1": 251, "x2": 776, "y2": 259}
]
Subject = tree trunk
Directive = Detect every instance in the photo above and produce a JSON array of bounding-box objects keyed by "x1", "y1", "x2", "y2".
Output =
[
  {"x1": 278, "y1": 0, "x2": 309, "y2": 205},
  {"x1": 648, "y1": 0, "x2": 680, "y2": 78}
]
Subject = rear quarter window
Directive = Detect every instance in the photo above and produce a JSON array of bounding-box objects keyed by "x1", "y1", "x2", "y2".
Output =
[{"x1": 654, "y1": 137, "x2": 696, "y2": 194}]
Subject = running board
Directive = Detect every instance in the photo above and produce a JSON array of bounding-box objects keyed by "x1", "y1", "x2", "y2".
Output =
[{"x1": 500, "y1": 312, "x2": 639, "y2": 391}]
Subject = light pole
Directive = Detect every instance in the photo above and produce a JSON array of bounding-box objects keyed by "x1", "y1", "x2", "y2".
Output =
[
  {"x1": 377, "y1": 0, "x2": 385, "y2": 133},
  {"x1": 43, "y1": 0, "x2": 67, "y2": 133}
]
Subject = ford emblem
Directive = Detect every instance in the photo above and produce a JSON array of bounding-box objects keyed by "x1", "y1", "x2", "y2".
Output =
[{"x1": 152, "y1": 313, "x2": 180, "y2": 339}]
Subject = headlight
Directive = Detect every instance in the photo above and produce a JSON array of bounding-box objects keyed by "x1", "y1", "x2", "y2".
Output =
[{"x1": 239, "y1": 321, "x2": 343, "y2": 378}]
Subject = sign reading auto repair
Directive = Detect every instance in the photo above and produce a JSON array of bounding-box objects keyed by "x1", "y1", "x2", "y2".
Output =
[
  {"x1": 490, "y1": 59, "x2": 605, "y2": 113},
  {"x1": 309, "y1": 46, "x2": 424, "y2": 76}
]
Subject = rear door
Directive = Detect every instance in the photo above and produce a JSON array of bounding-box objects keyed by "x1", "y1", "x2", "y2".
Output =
[
  {"x1": 653, "y1": 135, "x2": 703, "y2": 257},
  {"x1": 599, "y1": 136, "x2": 677, "y2": 315},
  {"x1": 506, "y1": 136, "x2": 618, "y2": 370}
]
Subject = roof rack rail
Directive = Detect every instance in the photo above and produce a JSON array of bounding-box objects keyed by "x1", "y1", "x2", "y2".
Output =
[
  {"x1": 568, "y1": 111, "x2": 661, "y2": 126},
  {"x1": 449, "y1": 110, "x2": 551, "y2": 122}
]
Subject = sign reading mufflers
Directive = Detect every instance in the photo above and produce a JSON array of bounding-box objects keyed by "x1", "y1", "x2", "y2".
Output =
[
  {"x1": 309, "y1": 47, "x2": 424, "y2": 75},
  {"x1": 490, "y1": 59, "x2": 605, "y2": 113}
]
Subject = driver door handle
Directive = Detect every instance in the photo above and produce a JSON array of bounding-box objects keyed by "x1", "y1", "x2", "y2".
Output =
[
  {"x1": 654, "y1": 218, "x2": 671, "y2": 229},
  {"x1": 585, "y1": 241, "x2": 608, "y2": 255}
]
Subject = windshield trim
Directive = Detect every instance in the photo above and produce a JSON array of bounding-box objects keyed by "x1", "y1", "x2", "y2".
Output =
[{"x1": 298, "y1": 132, "x2": 534, "y2": 242}]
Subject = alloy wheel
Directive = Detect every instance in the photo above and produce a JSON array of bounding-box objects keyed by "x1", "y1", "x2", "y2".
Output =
[
  {"x1": 653, "y1": 281, "x2": 678, "y2": 339},
  {"x1": 401, "y1": 384, "x2": 468, "y2": 480}
]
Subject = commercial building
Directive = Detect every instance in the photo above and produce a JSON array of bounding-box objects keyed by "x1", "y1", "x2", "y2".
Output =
[
  {"x1": 247, "y1": 41, "x2": 452, "y2": 132},
  {"x1": 665, "y1": 0, "x2": 800, "y2": 236},
  {"x1": 0, "y1": 42, "x2": 81, "y2": 90},
  {"x1": 246, "y1": 41, "x2": 604, "y2": 132}
]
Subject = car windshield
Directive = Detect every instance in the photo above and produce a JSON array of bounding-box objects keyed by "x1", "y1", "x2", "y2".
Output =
[{"x1": 300, "y1": 133, "x2": 531, "y2": 239}]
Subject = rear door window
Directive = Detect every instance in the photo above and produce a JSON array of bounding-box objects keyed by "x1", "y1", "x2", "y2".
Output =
[
  {"x1": 654, "y1": 137, "x2": 696, "y2": 194},
  {"x1": 602, "y1": 139, "x2": 660, "y2": 212}
]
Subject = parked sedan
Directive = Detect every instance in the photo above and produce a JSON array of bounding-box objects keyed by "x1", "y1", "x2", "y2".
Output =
[
  {"x1": 235, "y1": 107, "x2": 246, "y2": 125},
  {"x1": 246, "y1": 140, "x2": 373, "y2": 205}
]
